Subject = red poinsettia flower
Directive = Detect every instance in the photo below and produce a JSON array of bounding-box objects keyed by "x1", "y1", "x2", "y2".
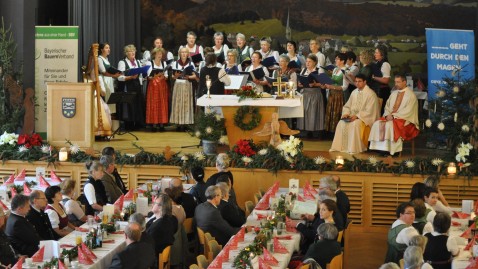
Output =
[
  {"x1": 30, "y1": 133, "x2": 43, "y2": 146},
  {"x1": 17, "y1": 134, "x2": 29, "y2": 145}
]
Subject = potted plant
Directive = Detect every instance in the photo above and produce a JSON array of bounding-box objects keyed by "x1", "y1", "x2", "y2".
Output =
[{"x1": 190, "y1": 108, "x2": 226, "y2": 155}]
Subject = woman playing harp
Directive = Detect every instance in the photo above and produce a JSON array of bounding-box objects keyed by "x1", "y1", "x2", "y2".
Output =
[{"x1": 86, "y1": 43, "x2": 113, "y2": 137}]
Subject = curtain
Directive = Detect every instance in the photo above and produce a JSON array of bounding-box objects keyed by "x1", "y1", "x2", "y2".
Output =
[{"x1": 68, "y1": 0, "x2": 141, "y2": 80}]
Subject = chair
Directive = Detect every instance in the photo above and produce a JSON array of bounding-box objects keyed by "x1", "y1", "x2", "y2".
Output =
[
  {"x1": 207, "y1": 239, "x2": 222, "y2": 263},
  {"x1": 189, "y1": 265, "x2": 199, "y2": 269},
  {"x1": 183, "y1": 217, "x2": 197, "y2": 253},
  {"x1": 254, "y1": 193, "x2": 261, "y2": 204},
  {"x1": 400, "y1": 138, "x2": 416, "y2": 157},
  {"x1": 326, "y1": 252, "x2": 343, "y2": 269},
  {"x1": 245, "y1": 200, "x2": 254, "y2": 217},
  {"x1": 399, "y1": 259, "x2": 405, "y2": 269},
  {"x1": 259, "y1": 188, "x2": 266, "y2": 197},
  {"x1": 336, "y1": 230, "x2": 344, "y2": 243},
  {"x1": 300, "y1": 264, "x2": 310, "y2": 269},
  {"x1": 197, "y1": 227, "x2": 206, "y2": 255},
  {"x1": 158, "y1": 245, "x2": 171, "y2": 269},
  {"x1": 196, "y1": 254, "x2": 209, "y2": 269}
]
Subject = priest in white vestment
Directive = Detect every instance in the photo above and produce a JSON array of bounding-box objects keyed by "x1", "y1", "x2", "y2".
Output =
[
  {"x1": 330, "y1": 74, "x2": 379, "y2": 154},
  {"x1": 368, "y1": 74, "x2": 419, "y2": 155}
]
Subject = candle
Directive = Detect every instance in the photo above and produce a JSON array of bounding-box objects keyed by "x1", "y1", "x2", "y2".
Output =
[
  {"x1": 454, "y1": 112, "x2": 458, "y2": 122},
  {"x1": 447, "y1": 162, "x2": 457, "y2": 175},
  {"x1": 434, "y1": 103, "x2": 436, "y2": 113},
  {"x1": 59, "y1": 147, "x2": 68, "y2": 161},
  {"x1": 336, "y1": 156, "x2": 344, "y2": 165}
]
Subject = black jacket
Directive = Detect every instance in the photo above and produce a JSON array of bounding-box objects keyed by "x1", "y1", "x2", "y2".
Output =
[
  {"x1": 217, "y1": 199, "x2": 246, "y2": 228},
  {"x1": 5, "y1": 213, "x2": 41, "y2": 257},
  {"x1": 109, "y1": 241, "x2": 155, "y2": 269},
  {"x1": 0, "y1": 230, "x2": 17, "y2": 266},
  {"x1": 145, "y1": 215, "x2": 178, "y2": 257},
  {"x1": 26, "y1": 206, "x2": 59, "y2": 241}
]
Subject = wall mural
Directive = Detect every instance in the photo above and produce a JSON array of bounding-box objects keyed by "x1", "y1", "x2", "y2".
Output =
[{"x1": 141, "y1": 0, "x2": 477, "y2": 82}]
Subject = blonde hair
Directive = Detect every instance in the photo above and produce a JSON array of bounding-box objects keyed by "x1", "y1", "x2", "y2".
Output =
[
  {"x1": 60, "y1": 179, "x2": 76, "y2": 195},
  {"x1": 151, "y1": 48, "x2": 165, "y2": 59},
  {"x1": 123, "y1": 44, "x2": 136, "y2": 55}
]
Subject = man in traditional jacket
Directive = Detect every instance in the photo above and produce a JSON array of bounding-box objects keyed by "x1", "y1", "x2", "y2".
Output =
[
  {"x1": 368, "y1": 74, "x2": 419, "y2": 156},
  {"x1": 330, "y1": 74, "x2": 379, "y2": 154}
]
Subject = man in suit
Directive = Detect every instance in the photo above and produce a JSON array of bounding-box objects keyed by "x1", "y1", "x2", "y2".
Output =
[
  {"x1": 100, "y1": 155, "x2": 124, "y2": 204},
  {"x1": 216, "y1": 182, "x2": 245, "y2": 227},
  {"x1": 0, "y1": 206, "x2": 19, "y2": 266},
  {"x1": 194, "y1": 185, "x2": 240, "y2": 246},
  {"x1": 26, "y1": 190, "x2": 59, "y2": 240},
  {"x1": 109, "y1": 222, "x2": 155, "y2": 269},
  {"x1": 5, "y1": 194, "x2": 41, "y2": 257},
  {"x1": 102, "y1": 147, "x2": 128, "y2": 194},
  {"x1": 128, "y1": 212, "x2": 155, "y2": 247},
  {"x1": 170, "y1": 177, "x2": 196, "y2": 218}
]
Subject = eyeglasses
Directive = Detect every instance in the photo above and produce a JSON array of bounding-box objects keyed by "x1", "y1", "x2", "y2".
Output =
[{"x1": 404, "y1": 211, "x2": 415, "y2": 215}]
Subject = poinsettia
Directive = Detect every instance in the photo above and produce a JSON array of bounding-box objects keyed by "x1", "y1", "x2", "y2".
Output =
[{"x1": 234, "y1": 139, "x2": 256, "y2": 157}]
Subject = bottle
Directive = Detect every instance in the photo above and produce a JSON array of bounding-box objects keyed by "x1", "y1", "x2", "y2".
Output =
[{"x1": 96, "y1": 227, "x2": 103, "y2": 248}]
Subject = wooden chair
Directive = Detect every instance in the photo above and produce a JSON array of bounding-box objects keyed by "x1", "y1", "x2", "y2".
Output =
[
  {"x1": 207, "y1": 239, "x2": 222, "y2": 262},
  {"x1": 399, "y1": 258, "x2": 405, "y2": 269},
  {"x1": 189, "y1": 265, "x2": 199, "y2": 269},
  {"x1": 158, "y1": 245, "x2": 171, "y2": 269},
  {"x1": 300, "y1": 264, "x2": 310, "y2": 269},
  {"x1": 197, "y1": 227, "x2": 206, "y2": 255},
  {"x1": 258, "y1": 188, "x2": 266, "y2": 197},
  {"x1": 245, "y1": 200, "x2": 254, "y2": 216},
  {"x1": 196, "y1": 254, "x2": 209, "y2": 269},
  {"x1": 337, "y1": 230, "x2": 344, "y2": 243},
  {"x1": 183, "y1": 217, "x2": 197, "y2": 253},
  {"x1": 326, "y1": 252, "x2": 343, "y2": 269},
  {"x1": 254, "y1": 192, "x2": 261, "y2": 204}
]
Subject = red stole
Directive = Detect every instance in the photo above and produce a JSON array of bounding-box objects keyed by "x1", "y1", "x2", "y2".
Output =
[{"x1": 392, "y1": 119, "x2": 419, "y2": 142}]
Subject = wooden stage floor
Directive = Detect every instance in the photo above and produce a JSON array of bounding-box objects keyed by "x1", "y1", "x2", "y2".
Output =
[{"x1": 93, "y1": 128, "x2": 440, "y2": 161}]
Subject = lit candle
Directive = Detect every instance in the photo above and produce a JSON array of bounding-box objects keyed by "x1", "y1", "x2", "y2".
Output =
[
  {"x1": 447, "y1": 162, "x2": 457, "y2": 175},
  {"x1": 336, "y1": 156, "x2": 344, "y2": 165},
  {"x1": 206, "y1": 75, "x2": 211, "y2": 98},
  {"x1": 59, "y1": 147, "x2": 68, "y2": 161},
  {"x1": 454, "y1": 112, "x2": 457, "y2": 122}
]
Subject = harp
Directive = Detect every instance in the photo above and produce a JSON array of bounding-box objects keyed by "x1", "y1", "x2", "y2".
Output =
[{"x1": 85, "y1": 43, "x2": 112, "y2": 137}]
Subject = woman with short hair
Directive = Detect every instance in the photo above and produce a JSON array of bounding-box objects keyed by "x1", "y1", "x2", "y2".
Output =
[
  {"x1": 286, "y1": 40, "x2": 305, "y2": 70},
  {"x1": 223, "y1": 49, "x2": 241, "y2": 75},
  {"x1": 423, "y1": 213, "x2": 459, "y2": 269},
  {"x1": 404, "y1": 246, "x2": 433, "y2": 269},
  {"x1": 45, "y1": 185, "x2": 76, "y2": 237},
  {"x1": 146, "y1": 47, "x2": 170, "y2": 132},
  {"x1": 235, "y1": 33, "x2": 254, "y2": 69},
  {"x1": 179, "y1": 31, "x2": 204, "y2": 63},
  {"x1": 244, "y1": 51, "x2": 269, "y2": 93},
  {"x1": 303, "y1": 223, "x2": 342, "y2": 269},
  {"x1": 213, "y1": 32, "x2": 229, "y2": 65},
  {"x1": 199, "y1": 52, "x2": 231, "y2": 95},
  {"x1": 146, "y1": 194, "x2": 178, "y2": 258},
  {"x1": 60, "y1": 179, "x2": 87, "y2": 226},
  {"x1": 84, "y1": 161, "x2": 107, "y2": 215}
]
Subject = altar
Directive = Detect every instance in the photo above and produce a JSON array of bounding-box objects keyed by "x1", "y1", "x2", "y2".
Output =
[{"x1": 196, "y1": 95, "x2": 303, "y2": 147}]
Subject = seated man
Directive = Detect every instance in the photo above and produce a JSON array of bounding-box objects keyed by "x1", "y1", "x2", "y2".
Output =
[
  {"x1": 0, "y1": 206, "x2": 19, "y2": 266},
  {"x1": 102, "y1": 146, "x2": 128, "y2": 194},
  {"x1": 330, "y1": 74, "x2": 379, "y2": 154},
  {"x1": 170, "y1": 177, "x2": 197, "y2": 218},
  {"x1": 109, "y1": 222, "x2": 155, "y2": 269},
  {"x1": 216, "y1": 182, "x2": 245, "y2": 228},
  {"x1": 369, "y1": 74, "x2": 419, "y2": 156},
  {"x1": 384, "y1": 202, "x2": 419, "y2": 264},
  {"x1": 26, "y1": 190, "x2": 59, "y2": 240},
  {"x1": 5, "y1": 194, "x2": 41, "y2": 257},
  {"x1": 194, "y1": 185, "x2": 240, "y2": 246}
]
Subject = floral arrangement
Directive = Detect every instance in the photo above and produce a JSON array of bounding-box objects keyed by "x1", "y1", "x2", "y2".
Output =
[
  {"x1": 0, "y1": 132, "x2": 58, "y2": 164},
  {"x1": 17, "y1": 133, "x2": 43, "y2": 148},
  {"x1": 190, "y1": 108, "x2": 226, "y2": 142},
  {"x1": 61, "y1": 246, "x2": 78, "y2": 260},
  {"x1": 277, "y1": 136, "x2": 302, "y2": 166},
  {"x1": 456, "y1": 142, "x2": 473, "y2": 163},
  {"x1": 233, "y1": 139, "x2": 257, "y2": 157},
  {"x1": 236, "y1": 84, "x2": 262, "y2": 102},
  {"x1": 0, "y1": 131, "x2": 18, "y2": 147},
  {"x1": 233, "y1": 233, "x2": 267, "y2": 269},
  {"x1": 100, "y1": 222, "x2": 117, "y2": 233}
]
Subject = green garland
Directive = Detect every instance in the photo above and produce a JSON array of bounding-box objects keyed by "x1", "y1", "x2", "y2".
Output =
[{"x1": 233, "y1": 106, "x2": 262, "y2": 131}]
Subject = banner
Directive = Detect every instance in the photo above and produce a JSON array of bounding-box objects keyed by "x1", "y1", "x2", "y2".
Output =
[
  {"x1": 426, "y1": 28, "x2": 475, "y2": 99},
  {"x1": 35, "y1": 26, "x2": 79, "y2": 137}
]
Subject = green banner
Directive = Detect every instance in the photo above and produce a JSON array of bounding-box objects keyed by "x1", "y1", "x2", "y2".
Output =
[{"x1": 35, "y1": 26, "x2": 78, "y2": 39}]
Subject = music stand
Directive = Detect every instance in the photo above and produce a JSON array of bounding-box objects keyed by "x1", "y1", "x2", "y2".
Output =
[{"x1": 106, "y1": 92, "x2": 139, "y2": 141}]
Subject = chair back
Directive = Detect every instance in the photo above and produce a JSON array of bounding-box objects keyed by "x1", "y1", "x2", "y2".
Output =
[
  {"x1": 204, "y1": 232, "x2": 215, "y2": 256},
  {"x1": 207, "y1": 239, "x2": 223, "y2": 262},
  {"x1": 253, "y1": 193, "x2": 261, "y2": 204},
  {"x1": 196, "y1": 254, "x2": 209, "y2": 269},
  {"x1": 183, "y1": 217, "x2": 194, "y2": 234},
  {"x1": 245, "y1": 200, "x2": 254, "y2": 217},
  {"x1": 399, "y1": 258, "x2": 405, "y2": 269},
  {"x1": 300, "y1": 264, "x2": 311, "y2": 269},
  {"x1": 326, "y1": 252, "x2": 343, "y2": 269},
  {"x1": 197, "y1": 227, "x2": 206, "y2": 255},
  {"x1": 158, "y1": 245, "x2": 171, "y2": 269},
  {"x1": 189, "y1": 264, "x2": 199, "y2": 269},
  {"x1": 337, "y1": 230, "x2": 344, "y2": 242}
]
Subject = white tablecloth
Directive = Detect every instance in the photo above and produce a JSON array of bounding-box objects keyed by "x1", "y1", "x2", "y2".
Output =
[
  {"x1": 450, "y1": 211, "x2": 474, "y2": 269},
  {"x1": 196, "y1": 95, "x2": 304, "y2": 118}
]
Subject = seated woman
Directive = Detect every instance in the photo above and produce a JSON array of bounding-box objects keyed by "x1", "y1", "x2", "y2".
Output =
[
  {"x1": 206, "y1": 153, "x2": 238, "y2": 207},
  {"x1": 83, "y1": 161, "x2": 107, "y2": 215},
  {"x1": 410, "y1": 182, "x2": 427, "y2": 201},
  {"x1": 410, "y1": 198, "x2": 433, "y2": 235},
  {"x1": 423, "y1": 212, "x2": 459, "y2": 269},
  {"x1": 303, "y1": 223, "x2": 342, "y2": 269},
  {"x1": 199, "y1": 52, "x2": 231, "y2": 95},
  {"x1": 424, "y1": 176, "x2": 451, "y2": 214},
  {"x1": 189, "y1": 166, "x2": 207, "y2": 204},
  {"x1": 146, "y1": 194, "x2": 178, "y2": 258},
  {"x1": 44, "y1": 186, "x2": 77, "y2": 237},
  {"x1": 60, "y1": 179, "x2": 87, "y2": 226},
  {"x1": 404, "y1": 246, "x2": 433, "y2": 269},
  {"x1": 296, "y1": 199, "x2": 344, "y2": 252},
  {"x1": 164, "y1": 187, "x2": 186, "y2": 225}
]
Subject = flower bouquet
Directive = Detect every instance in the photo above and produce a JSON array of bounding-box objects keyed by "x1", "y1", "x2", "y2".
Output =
[
  {"x1": 236, "y1": 83, "x2": 262, "y2": 102},
  {"x1": 190, "y1": 108, "x2": 226, "y2": 143}
]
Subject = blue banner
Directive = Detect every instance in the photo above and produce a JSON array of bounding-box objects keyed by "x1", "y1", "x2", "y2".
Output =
[{"x1": 426, "y1": 28, "x2": 475, "y2": 100}]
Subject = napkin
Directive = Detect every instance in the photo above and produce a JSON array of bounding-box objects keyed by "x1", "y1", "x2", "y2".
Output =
[
  {"x1": 78, "y1": 245, "x2": 94, "y2": 265},
  {"x1": 32, "y1": 245, "x2": 45, "y2": 262},
  {"x1": 81, "y1": 242, "x2": 97, "y2": 260},
  {"x1": 303, "y1": 188, "x2": 315, "y2": 200},
  {"x1": 297, "y1": 195, "x2": 305, "y2": 202},
  {"x1": 11, "y1": 256, "x2": 23, "y2": 269},
  {"x1": 258, "y1": 256, "x2": 272, "y2": 269},
  {"x1": 60, "y1": 244, "x2": 75, "y2": 248},
  {"x1": 255, "y1": 199, "x2": 270, "y2": 210},
  {"x1": 237, "y1": 227, "x2": 245, "y2": 241},
  {"x1": 461, "y1": 223, "x2": 476, "y2": 238},
  {"x1": 273, "y1": 237, "x2": 288, "y2": 253},
  {"x1": 0, "y1": 199, "x2": 8, "y2": 210},
  {"x1": 466, "y1": 257, "x2": 478, "y2": 269},
  {"x1": 23, "y1": 183, "x2": 32, "y2": 195},
  {"x1": 10, "y1": 187, "x2": 17, "y2": 198},
  {"x1": 221, "y1": 244, "x2": 230, "y2": 260},
  {"x1": 3, "y1": 173, "x2": 15, "y2": 185},
  {"x1": 262, "y1": 247, "x2": 278, "y2": 265},
  {"x1": 285, "y1": 217, "x2": 299, "y2": 232},
  {"x1": 14, "y1": 169, "x2": 26, "y2": 181},
  {"x1": 114, "y1": 194, "x2": 125, "y2": 211},
  {"x1": 208, "y1": 255, "x2": 222, "y2": 269},
  {"x1": 124, "y1": 189, "x2": 134, "y2": 200},
  {"x1": 49, "y1": 171, "x2": 62, "y2": 183},
  {"x1": 453, "y1": 211, "x2": 470, "y2": 219},
  {"x1": 274, "y1": 235, "x2": 293, "y2": 240},
  {"x1": 58, "y1": 259, "x2": 67, "y2": 269},
  {"x1": 38, "y1": 175, "x2": 50, "y2": 188},
  {"x1": 452, "y1": 221, "x2": 462, "y2": 227}
]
